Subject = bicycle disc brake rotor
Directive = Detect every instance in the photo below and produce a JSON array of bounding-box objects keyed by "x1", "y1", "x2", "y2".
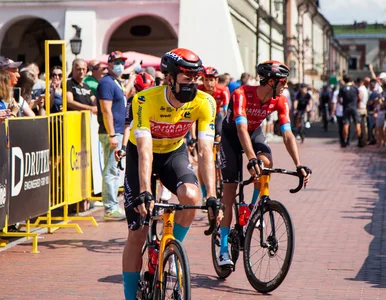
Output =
[{"x1": 266, "y1": 235, "x2": 279, "y2": 257}]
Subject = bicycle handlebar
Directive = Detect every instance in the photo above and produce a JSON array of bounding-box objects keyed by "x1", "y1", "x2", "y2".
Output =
[
  {"x1": 241, "y1": 167, "x2": 309, "y2": 194},
  {"x1": 139, "y1": 202, "x2": 221, "y2": 236}
]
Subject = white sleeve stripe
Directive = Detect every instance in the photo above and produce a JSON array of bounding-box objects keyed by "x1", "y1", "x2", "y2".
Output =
[
  {"x1": 134, "y1": 128, "x2": 151, "y2": 138},
  {"x1": 198, "y1": 131, "x2": 215, "y2": 140}
]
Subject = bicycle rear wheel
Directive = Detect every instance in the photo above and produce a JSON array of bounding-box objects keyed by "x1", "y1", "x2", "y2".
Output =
[
  {"x1": 154, "y1": 240, "x2": 191, "y2": 300},
  {"x1": 211, "y1": 200, "x2": 239, "y2": 279},
  {"x1": 243, "y1": 200, "x2": 294, "y2": 293}
]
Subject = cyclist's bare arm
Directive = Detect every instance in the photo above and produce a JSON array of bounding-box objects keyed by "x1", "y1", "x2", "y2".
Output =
[
  {"x1": 281, "y1": 130, "x2": 310, "y2": 184},
  {"x1": 136, "y1": 136, "x2": 153, "y2": 215},
  {"x1": 190, "y1": 121, "x2": 197, "y2": 140},
  {"x1": 197, "y1": 139, "x2": 216, "y2": 198},
  {"x1": 236, "y1": 123, "x2": 255, "y2": 160}
]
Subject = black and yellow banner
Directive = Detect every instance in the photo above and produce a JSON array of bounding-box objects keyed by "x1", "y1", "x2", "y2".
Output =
[
  {"x1": 0, "y1": 123, "x2": 8, "y2": 229},
  {"x1": 8, "y1": 118, "x2": 50, "y2": 225}
]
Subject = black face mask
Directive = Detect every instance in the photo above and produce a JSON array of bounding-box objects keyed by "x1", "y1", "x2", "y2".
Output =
[{"x1": 172, "y1": 83, "x2": 198, "y2": 103}]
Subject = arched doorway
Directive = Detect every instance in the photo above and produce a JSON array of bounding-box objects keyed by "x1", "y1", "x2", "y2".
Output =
[
  {"x1": 0, "y1": 17, "x2": 61, "y2": 71},
  {"x1": 107, "y1": 15, "x2": 178, "y2": 57}
]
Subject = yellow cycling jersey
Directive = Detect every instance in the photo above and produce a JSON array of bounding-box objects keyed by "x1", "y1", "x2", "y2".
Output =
[{"x1": 129, "y1": 85, "x2": 216, "y2": 154}]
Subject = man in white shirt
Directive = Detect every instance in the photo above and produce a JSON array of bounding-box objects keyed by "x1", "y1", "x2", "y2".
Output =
[
  {"x1": 356, "y1": 77, "x2": 369, "y2": 146},
  {"x1": 331, "y1": 84, "x2": 344, "y2": 147}
]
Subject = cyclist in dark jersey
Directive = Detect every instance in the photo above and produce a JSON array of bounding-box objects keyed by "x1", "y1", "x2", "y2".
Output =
[
  {"x1": 338, "y1": 75, "x2": 362, "y2": 147},
  {"x1": 219, "y1": 60, "x2": 311, "y2": 267},
  {"x1": 293, "y1": 83, "x2": 312, "y2": 139}
]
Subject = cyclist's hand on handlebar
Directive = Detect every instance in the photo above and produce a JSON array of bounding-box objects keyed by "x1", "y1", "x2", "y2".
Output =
[
  {"x1": 247, "y1": 158, "x2": 262, "y2": 178},
  {"x1": 206, "y1": 197, "x2": 224, "y2": 225},
  {"x1": 296, "y1": 165, "x2": 312, "y2": 187},
  {"x1": 187, "y1": 138, "x2": 197, "y2": 148},
  {"x1": 133, "y1": 191, "x2": 154, "y2": 216}
]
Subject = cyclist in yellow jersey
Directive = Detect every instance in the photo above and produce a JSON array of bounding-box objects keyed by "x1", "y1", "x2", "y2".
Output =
[{"x1": 122, "y1": 48, "x2": 221, "y2": 300}]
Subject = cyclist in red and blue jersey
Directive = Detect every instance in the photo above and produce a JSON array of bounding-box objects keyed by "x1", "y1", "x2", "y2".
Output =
[{"x1": 218, "y1": 60, "x2": 311, "y2": 267}]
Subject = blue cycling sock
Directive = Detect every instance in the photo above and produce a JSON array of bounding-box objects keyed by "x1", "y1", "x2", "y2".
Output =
[
  {"x1": 200, "y1": 184, "x2": 207, "y2": 198},
  {"x1": 251, "y1": 188, "x2": 260, "y2": 205},
  {"x1": 122, "y1": 272, "x2": 140, "y2": 300},
  {"x1": 220, "y1": 227, "x2": 230, "y2": 254},
  {"x1": 173, "y1": 223, "x2": 190, "y2": 243}
]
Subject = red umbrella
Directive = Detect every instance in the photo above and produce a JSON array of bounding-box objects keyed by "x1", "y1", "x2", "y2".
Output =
[{"x1": 90, "y1": 51, "x2": 161, "y2": 69}]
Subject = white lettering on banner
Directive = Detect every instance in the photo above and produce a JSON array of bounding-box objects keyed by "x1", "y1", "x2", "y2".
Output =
[
  {"x1": 0, "y1": 183, "x2": 6, "y2": 208},
  {"x1": 11, "y1": 147, "x2": 50, "y2": 197}
]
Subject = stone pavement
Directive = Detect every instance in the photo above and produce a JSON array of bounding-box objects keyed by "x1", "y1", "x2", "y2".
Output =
[{"x1": 1, "y1": 122, "x2": 386, "y2": 300}]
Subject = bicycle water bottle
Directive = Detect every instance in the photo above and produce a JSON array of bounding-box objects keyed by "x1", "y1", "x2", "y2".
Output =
[
  {"x1": 239, "y1": 202, "x2": 249, "y2": 226},
  {"x1": 148, "y1": 240, "x2": 159, "y2": 274}
]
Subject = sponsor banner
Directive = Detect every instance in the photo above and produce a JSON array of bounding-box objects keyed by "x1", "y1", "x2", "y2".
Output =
[
  {"x1": 0, "y1": 123, "x2": 9, "y2": 229},
  {"x1": 8, "y1": 118, "x2": 50, "y2": 225},
  {"x1": 65, "y1": 112, "x2": 91, "y2": 204}
]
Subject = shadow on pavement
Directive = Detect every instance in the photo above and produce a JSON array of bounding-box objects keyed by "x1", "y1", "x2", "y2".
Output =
[
  {"x1": 191, "y1": 273, "x2": 259, "y2": 296},
  {"x1": 341, "y1": 148, "x2": 386, "y2": 288},
  {"x1": 98, "y1": 274, "x2": 122, "y2": 284},
  {"x1": 20, "y1": 238, "x2": 126, "y2": 254}
]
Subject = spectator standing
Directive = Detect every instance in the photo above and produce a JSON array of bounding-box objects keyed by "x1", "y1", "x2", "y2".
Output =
[
  {"x1": 97, "y1": 51, "x2": 127, "y2": 220},
  {"x1": 0, "y1": 56, "x2": 35, "y2": 117},
  {"x1": 356, "y1": 77, "x2": 369, "y2": 145},
  {"x1": 84, "y1": 60, "x2": 107, "y2": 95},
  {"x1": 374, "y1": 82, "x2": 386, "y2": 148},
  {"x1": 0, "y1": 69, "x2": 14, "y2": 122},
  {"x1": 331, "y1": 84, "x2": 345, "y2": 146},
  {"x1": 67, "y1": 59, "x2": 97, "y2": 113},
  {"x1": 338, "y1": 75, "x2": 363, "y2": 147},
  {"x1": 49, "y1": 66, "x2": 63, "y2": 113},
  {"x1": 27, "y1": 63, "x2": 46, "y2": 97},
  {"x1": 228, "y1": 72, "x2": 250, "y2": 94},
  {"x1": 16, "y1": 70, "x2": 45, "y2": 115},
  {"x1": 154, "y1": 70, "x2": 165, "y2": 86},
  {"x1": 367, "y1": 79, "x2": 378, "y2": 145}
]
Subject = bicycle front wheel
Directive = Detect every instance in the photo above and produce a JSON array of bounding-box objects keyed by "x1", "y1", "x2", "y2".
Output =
[
  {"x1": 154, "y1": 240, "x2": 191, "y2": 300},
  {"x1": 243, "y1": 200, "x2": 294, "y2": 293}
]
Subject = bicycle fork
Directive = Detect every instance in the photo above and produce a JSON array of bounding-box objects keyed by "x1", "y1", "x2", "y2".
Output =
[{"x1": 247, "y1": 175, "x2": 276, "y2": 250}]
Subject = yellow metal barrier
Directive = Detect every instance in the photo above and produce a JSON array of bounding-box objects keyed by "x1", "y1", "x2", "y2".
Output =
[{"x1": 30, "y1": 40, "x2": 97, "y2": 234}]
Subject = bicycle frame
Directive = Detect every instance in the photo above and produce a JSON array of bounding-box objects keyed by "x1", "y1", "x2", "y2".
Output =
[{"x1": 156, "y1": 208, "x2": 175, "y2": 285}]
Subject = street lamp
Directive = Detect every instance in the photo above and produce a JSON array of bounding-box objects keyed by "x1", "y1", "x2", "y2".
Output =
[
  {"x1": 274, "y1": 0, "x2": 282, "y2": 12},
  {"x1": 70, "y1": 25, "x2": 82, "y2": 58}
]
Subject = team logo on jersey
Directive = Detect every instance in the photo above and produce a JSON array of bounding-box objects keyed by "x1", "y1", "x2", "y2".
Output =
[
  {"x1": 209, "y1": 123, "x2": 215, "y2": 130},
  {"x1": 269, "y1": 104, "x2": 274, "y2": 108},
  {"x1": 183, "y1": 112, "x2": 191, "y2": 118},
  {"x1": 138, "y1": 96, "x2": 146, "y2": 104}
]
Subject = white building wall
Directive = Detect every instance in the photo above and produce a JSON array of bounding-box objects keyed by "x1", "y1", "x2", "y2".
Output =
[{"x1": 178, "y1": 0, "x2": 244, "y2": 77}]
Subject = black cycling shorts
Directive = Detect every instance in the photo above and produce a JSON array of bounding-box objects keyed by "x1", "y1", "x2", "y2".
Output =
[
  {"x1": 124, "y1": 142, "x2": 198, "y2": 230},
  {"x1": 221, "y1": 126, "x2": 272, "y2": 183},
  {"x1": 343, "y1": 107, "x2": 360, "y2": 125}
]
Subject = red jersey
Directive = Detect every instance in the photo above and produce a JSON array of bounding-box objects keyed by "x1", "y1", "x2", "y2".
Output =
[
  {"x1": 198, "y1": 84, "x2": 230, "y2": 114},
  {"x1": 223, "y1": 85, "x2": 291, "y2": 132}
]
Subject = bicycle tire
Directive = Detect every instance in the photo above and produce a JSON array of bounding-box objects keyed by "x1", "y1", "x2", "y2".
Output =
[
  {"x1": 137, "y1": 243, "x2": 152, "y2": 300},
  {"x1": 243, "y1": 200, "x2": 294, "y2": 293},
  {"x1": 210, "y1": 200, "x2": 239, "y2": 279},
  {"x1": 153, "y1": 239, "x2": 191, "y2": 300}
]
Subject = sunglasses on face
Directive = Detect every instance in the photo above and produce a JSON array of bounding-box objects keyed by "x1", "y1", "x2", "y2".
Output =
[
  {"x1": 52, "y1": 73, "x2": 62, "y2": 78},
  {"x1": 278, "y1": 78, "x2": 287, "y2": 85},
  {"x1": 113, "y1": 60, "x2": 125, "y2": 65}
]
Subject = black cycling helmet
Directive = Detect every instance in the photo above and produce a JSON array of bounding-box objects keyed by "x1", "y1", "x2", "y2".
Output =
[
  {"x1": 256, "y1": 60, "x2": 290, "y2": 98},
  {"x1": 256, "y1": 60, "x2": 290, "y2": 82},
  {"x1": 160, "y1": 48, "x2": 204, "y2": 76}
]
